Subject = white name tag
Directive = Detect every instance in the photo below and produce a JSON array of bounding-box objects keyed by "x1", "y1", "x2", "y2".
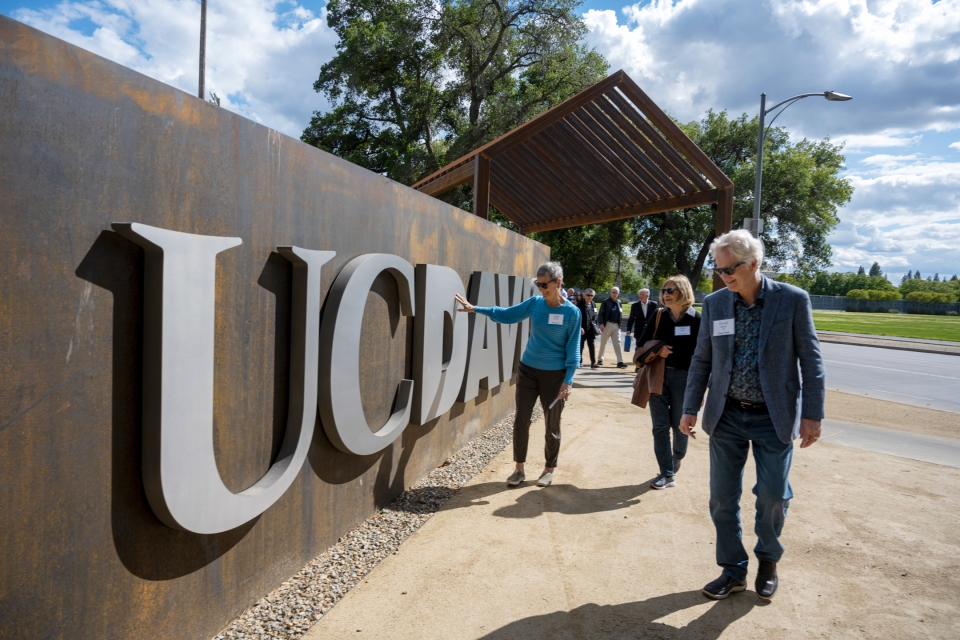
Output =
[
  {"x1": 675, "y1": 326, "x2": 691, "y2": 336},
  {"x1": 713, "y1": 319, "x2": 735, "y2": 336},
  {"x1": 548, "y1": 313, "x2": 564, "y2": 326}
]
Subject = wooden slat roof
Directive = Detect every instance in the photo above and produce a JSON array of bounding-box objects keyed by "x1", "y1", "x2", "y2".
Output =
[{"x1": 412, "y1": 70, "x2": 733, "y2": 234}]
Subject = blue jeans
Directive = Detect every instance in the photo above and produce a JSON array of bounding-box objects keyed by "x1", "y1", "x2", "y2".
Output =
[
  {"x1": 648, "y1": 367, "x2": 689, "y2": 478},
  {"x1": 709, "y1": 402, "x2": 793, "y2": 581}
]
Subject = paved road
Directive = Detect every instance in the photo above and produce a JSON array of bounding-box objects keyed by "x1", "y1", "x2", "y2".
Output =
[
  {"x1": 577, "y1": 341, "x2": 960, "y2": 413},
  {"x1": 820, "y1": 342, "x2": 960, "y2": 413}
]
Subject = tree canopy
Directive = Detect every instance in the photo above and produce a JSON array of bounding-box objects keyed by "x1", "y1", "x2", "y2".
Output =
[
  {"x1": 303, "y1": 0, "x2": 607, "y2": 186},
  {"x1": 631, "y1": 111, "x2": 852, "y2": 289}
]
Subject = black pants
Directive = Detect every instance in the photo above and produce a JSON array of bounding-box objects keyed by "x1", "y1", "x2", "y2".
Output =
[
  {"x1": 514, "y1": 363, "x2": 566, "y2": 468},
  {"x1": 580, "y1": 332, "x2": 596, "y2": 365}
]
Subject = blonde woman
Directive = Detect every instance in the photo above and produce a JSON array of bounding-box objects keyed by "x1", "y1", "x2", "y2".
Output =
[{"x1": 637, "y1": 275, "x2": 701, "y2": 489}]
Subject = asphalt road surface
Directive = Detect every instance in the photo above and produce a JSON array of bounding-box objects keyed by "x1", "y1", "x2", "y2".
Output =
[{"x1": 821, "y1": 342, "x2": 960, "y2": 414}]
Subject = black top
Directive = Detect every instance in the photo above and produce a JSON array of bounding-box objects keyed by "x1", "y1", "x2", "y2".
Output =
[
  {"x1": 626, "y1": 299, "x2": 658, "y2": 334},
  {"x1": 637, "y1": 306, "x2": 702, "y2": 371},
  {"x1": 577, "y1": 298, "x2": 598, "y2": 333},
  {"x1": 597, "y1": 297, "x2": 623, "y2": 325}
]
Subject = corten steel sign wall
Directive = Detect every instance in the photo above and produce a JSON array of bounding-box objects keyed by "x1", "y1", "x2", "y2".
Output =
[{"x1": 0, "y1": 17, "x2": 549, "y2": 640}]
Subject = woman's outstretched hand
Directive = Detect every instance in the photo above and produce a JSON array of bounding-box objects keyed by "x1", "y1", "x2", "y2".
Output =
[{"x1": 454, "y1": 293, "x2": 475, "y2": 313}]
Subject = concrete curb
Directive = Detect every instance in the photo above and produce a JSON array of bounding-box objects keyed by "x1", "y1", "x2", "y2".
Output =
[{"x1": 817, "y1": 331, "x2": 960, "y2": 356}]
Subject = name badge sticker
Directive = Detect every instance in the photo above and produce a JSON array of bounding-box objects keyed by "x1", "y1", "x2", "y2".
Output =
[
  {"x1": 548, "y1": 313, "x2": 564, "y2": 326},
  {"x1": 713, "y1": 319, "x2": 734, "y2": 336},
  {"x1": 675, "y1": 325, "x2": 691, "y2": 336}
]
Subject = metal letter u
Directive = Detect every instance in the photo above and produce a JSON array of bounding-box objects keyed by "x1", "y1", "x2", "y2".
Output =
[{"x1": 114, "y1": 223, "x2": 334, "y2": 534}]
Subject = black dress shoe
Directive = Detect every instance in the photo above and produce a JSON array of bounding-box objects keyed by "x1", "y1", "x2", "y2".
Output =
[
  {"x1": 598, "y1": 358, "x2": 603, "y2": 365},
  {"x1": 755, "y1": 560, "x2": 778, "y2": 599},
  {"x1": 702, "y1": 574, "x2": 746, "y2": 600}
]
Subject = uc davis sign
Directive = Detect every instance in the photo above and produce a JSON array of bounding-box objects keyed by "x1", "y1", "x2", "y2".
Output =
[
  {"x1": 0, "y1": 16, "x2": 549, "y2": 640},
  {"x1": 114, "y1": 222, "x2": 535, "y2": 535}
]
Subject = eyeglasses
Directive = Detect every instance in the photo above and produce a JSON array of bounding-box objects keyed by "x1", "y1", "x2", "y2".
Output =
[
  {"x1": 714, "y1": 261, "x2": 745, "y2": 277},
  {"x1": 535, "y1": 278, "x2": 557, "y2": 289},
  {"x1": 584, "y1": 294, "x2": 594, "y2": 297},
  {"x1": 660, "y1": 287, "x2": 677, "y2": 295}
]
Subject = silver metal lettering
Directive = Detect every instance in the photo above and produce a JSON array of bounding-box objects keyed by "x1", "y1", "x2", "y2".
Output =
[
  {"x1": 112, "y1": 222, "x2": 333, "y2": 534},
  {"x1": 411, "y1": 265, "x2": 469, "y2": 425},
  {"x1": 458, "y1": 271, "x2": 501, "y2": 402},
  {"x1": 317, "y1": 254, "x2": 415, "y2": 455}
]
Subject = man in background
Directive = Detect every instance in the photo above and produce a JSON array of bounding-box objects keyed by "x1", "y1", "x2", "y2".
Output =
[
  {"x1": 626, "y1": 288, "x2": 658, "y2": 372},
  {"x1": 597, "y1": 286, "x2": 627, "y2": 369}
]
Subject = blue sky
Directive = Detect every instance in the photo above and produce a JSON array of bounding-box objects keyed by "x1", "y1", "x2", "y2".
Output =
[{"x1": 3, "y1": 0, "x2": 959, "y2": 280}]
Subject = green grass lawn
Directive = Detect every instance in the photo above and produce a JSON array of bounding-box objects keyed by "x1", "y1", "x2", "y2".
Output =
[{"x1": 813, "y1": 311, "x2": 960, "y2": 342}]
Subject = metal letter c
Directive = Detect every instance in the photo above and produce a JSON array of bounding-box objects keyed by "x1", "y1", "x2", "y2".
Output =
[{"x1": 318, "y1": 254, "x2": 415, "y2": 456}]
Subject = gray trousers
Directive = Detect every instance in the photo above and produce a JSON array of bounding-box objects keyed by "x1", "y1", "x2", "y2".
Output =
[
  {"x1": 597, "y1": 322, "x2": 623, "y2": 363},
  {"x1": 514, "y1": 363, "x2": 566, "y2": 468}
]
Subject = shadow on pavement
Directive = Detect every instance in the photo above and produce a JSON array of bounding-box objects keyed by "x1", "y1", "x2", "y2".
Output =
[
  {"x1": 478, "y1": 590, "x2": 764, "y2": 639},
  {"x1": 430, "y1": 481, "x2": 653, "y2": 518}
]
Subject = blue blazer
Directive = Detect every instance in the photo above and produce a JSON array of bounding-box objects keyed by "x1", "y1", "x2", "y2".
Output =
[{"x1": 682, "y1": 277, "x2": 825, "y2": 444}]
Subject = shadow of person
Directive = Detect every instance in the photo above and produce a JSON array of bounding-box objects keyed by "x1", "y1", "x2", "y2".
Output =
[
  {"x1": 426, "y1": 482, "x2": 652, "y2": 518},
  {"x1": 479, "y1": 590, "x2": 763, "y2": 640},
  {"x1": 76, "y1": 230, "x2": 254, "y2": 581}
]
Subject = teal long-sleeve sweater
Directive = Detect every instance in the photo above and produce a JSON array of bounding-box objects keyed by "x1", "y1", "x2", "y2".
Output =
[{"x1": 474, "y1": 295, "x2": 581, "y2": 385}]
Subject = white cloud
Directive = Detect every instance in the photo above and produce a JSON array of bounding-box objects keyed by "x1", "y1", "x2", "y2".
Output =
[
  {"x1": 828, "y1": 152, "x2": 960, "y2": 277},
  {"x1": 583, "y1": 0, "x2": 960, "y2": 278},
  {"x1": 951, "y1": 141, "x2": 960, "y2": 151},
  {"x1": 583, "y1": 0, "x2": 960, "y2": 138},
  {"x1": 13, "y1": 0, "x2": 336, "y2": 138}
]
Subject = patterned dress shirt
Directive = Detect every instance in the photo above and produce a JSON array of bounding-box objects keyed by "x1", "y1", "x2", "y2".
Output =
[{"x1": 728, "y1": 285, "x2": 766, "y2": 403}]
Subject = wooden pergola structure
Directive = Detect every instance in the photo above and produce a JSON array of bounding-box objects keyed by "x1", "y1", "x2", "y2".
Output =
[{"x1": 412, "y1": 70, "x2": 733, "y2": 238}]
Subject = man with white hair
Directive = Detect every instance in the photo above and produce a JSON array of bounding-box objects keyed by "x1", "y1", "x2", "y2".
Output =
[
  {"x1": 680, "y1": 229, "x2": 824, "y2": 602},
  {"x1": 597, "y1": 286, "x2": 627, "y2": 368},
  {"x1": 626, "y1": 288, "x2": 658, "y2": 372}
]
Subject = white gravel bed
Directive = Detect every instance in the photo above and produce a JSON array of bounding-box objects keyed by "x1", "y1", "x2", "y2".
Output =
[{"x1": 213, "y1": 403, "x2": 542, "y2": 640}]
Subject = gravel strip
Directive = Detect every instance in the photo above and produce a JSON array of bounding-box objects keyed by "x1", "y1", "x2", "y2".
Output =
[{"x1": 213, "y1": 403, "x2": 542, "y2": 640}]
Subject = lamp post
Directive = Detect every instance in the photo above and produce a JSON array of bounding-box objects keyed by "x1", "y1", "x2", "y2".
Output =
[
  {"x1": 747, "y1": 90, "x2": 852, "y2": 237},
  {"x1": 198, "y1": 0, "x2": 207, "y2": 100}
]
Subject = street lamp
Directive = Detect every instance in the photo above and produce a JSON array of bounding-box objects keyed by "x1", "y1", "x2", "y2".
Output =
[
  {"x1": 747, "y1": 90, "x2": 852, "y2": 237},
  {"x1": 198, "y1": 0, "x2": 207, "y2": 99}
]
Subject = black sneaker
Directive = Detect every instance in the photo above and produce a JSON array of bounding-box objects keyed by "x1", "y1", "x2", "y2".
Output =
[
  {"x1": 673, "y1": 457, "x2": 682, "y2": 473},
  {"x1": 755, "y1": 561, "x2": 778, "y2": 599},
  {"x1": 590, "y1": 363, "x2": 599, "y2": 369},
  {"x1": 616, "y1": 362, "x2": 627, "y2": 369},
  {"x1": 702, "y1": 574, "x2": 747, "y2": 600},
  {"x1": 598, "y1": 358, "x2": 604, "y2": 365},
  {"x1": 649, "y1": 475, "x2": 676, "y2": 490}
]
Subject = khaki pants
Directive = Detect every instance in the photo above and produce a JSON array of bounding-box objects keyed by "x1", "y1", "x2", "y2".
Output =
[{"x1": 597, "y1": 322, "x2": 623, "y2": 363}]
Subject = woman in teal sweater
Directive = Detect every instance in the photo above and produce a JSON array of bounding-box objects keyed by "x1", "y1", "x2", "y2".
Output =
[{"x1": 455, "y1": 262, "x2": 581, "y2": 487}]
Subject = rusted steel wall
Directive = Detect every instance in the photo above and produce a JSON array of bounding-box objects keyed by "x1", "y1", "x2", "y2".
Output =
[{"x1": 0, "y1": 17, "x2": 549, "y2": 640}]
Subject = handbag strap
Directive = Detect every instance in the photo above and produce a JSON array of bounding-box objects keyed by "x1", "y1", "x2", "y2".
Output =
[{"x1": 653, "y1": 307, "x2": 662, "y2": 336}]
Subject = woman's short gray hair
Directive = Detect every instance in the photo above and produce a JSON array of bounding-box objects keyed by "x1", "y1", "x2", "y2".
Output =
[
  {"x1": 537, "y1": 262, "x2": 563, "y2": 281},
  {"x1": 710, "y1": 229, "x2": 764, "y2": 266}
]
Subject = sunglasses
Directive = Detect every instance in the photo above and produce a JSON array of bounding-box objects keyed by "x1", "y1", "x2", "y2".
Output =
[
  {"x1": 584, "y1": 294, "x2": 594, "y2": 297},
  {"x1": 535, "y1": 278, "x2": 557, "y2": 289},
  {"x1": 660, "y1": 287, "x2": 677, "y2": 295},
  {"x1": 714, "y1": 261, "x2": 745, "y2": 277}
]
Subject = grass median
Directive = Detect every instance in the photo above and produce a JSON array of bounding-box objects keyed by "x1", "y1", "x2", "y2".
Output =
[{"x1": 813, "y1": 310, "x2": 960, "y2": 342}]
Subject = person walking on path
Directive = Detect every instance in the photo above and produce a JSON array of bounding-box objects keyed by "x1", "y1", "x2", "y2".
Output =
[
  {"x1": 679, "y1": 230, "x2": 825, "y2": 602},
  {"x1": 636, "y1": 276, "x2": 701, "y2": 490},
  {"x1": 627, "y1": 288, "x2": 658, "y2": 372},
  {"x1": 597, "y1": 287, "x2": 627, "y2": 368},
  {"x1": 455, "y1": 262, "x2": 581, "y2": 488},
  {"x1": 578, "y1": 288, "x2": 599, "y2": 369}
]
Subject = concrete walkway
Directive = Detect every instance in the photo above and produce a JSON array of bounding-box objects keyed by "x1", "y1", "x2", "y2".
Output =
[{"x1": 304, "y1": 385, "x2": 960, "y2": 639}]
